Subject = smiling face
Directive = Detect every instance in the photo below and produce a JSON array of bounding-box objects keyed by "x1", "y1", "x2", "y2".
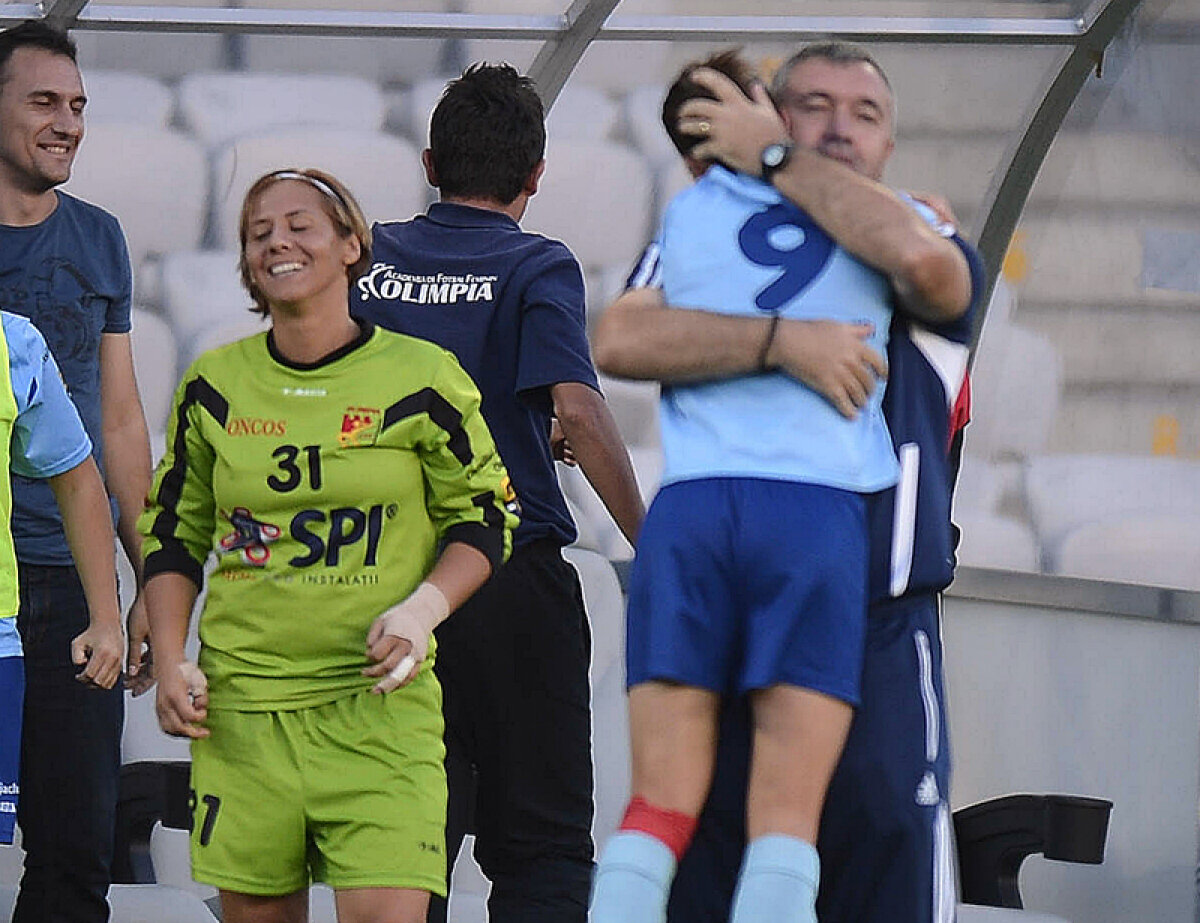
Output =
[
  {"x1": 775, "y1": 57, "x2": 895, "y2": 181},
  {"x1": 242, "y1": 180, "x2": 361, "y2": 315},
  {"x1": 0, "y1": 46, "x2": 85, "y2": 195}
]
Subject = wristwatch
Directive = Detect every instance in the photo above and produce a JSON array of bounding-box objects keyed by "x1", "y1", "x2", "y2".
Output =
[{"x1": 760, "y1": 141, "x2": 794, "y2": 182}]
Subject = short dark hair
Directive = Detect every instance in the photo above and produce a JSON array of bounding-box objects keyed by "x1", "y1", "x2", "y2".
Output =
[
  {"x1": 428, "y1": 63, "x2": 546, "y2": 205},
  {"x1": 770, "y1": 40, "x2": 891, "y2": 101},
  {"x1": 661, "y1": 48, "x2": 759, "y2": 160},
  {"x1": 0, "y1": 20, "x2": 77, "y2": 89}
]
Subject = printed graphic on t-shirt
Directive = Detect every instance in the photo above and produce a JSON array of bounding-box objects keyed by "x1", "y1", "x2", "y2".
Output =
[{"x1": 356, "y1": 263, "x2": 498, "y2": 306}]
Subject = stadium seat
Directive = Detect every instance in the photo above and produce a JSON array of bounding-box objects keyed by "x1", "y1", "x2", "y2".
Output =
[
  {"x1": 177, "y1": 72, "x2": 387, "y2": 149},
  {"x1": 1023, "y1": 453, "x2": 1200, "y2": 567},
  {"x1": 1029, "y1": 132, "x2": 1200, "y2": 210},
  {"x1": 403, "y1": 77, "x2": 621, "y2": 146},
  {"x1": 522, "y1": 139, "x2": 653, "y2": 274},
  {"x1": 1012, "y1": 215, "x2": 1200, "y2": 307},
  {"x1": 954, "y1": 511, "x2": 1041, "y2": 573},
  {"x1": 157, "y1": 250, "x2": 258, "y2": 367},
  {"x1": 130, "y1": 308, "x2": 178, "y2": 435},
  {"x1": 107, "y1": 884, "x2": 218, "y2": 923},
  {"x1": 968, "y1": 320, "x2": 1063, "y2": 462},
  {"x1": 80, "y1": 71, "x2": 173, "y2": 128},
  {"x1": 623, "y1": 84, "x2": 678, "y2": 173},
  {"x1": 559, "y1": 465, "x2": 631, "y2": 561},
  {"x1": 597, "y1": 375, "x2": 659, "y2": 449},
  {"x1": 209, "y1": 129, "x2": 426, "y2": 247},
  {"x1": 1054, "y1": 513, "x2": 1200, "y2": 591},
  {"x1": 63, "y1": 125, "x2": 207, "y2": 271},
  {"x1": 1017, "y1": 305, "x2": 1200, "y2": 389},
  {"x1": 563, "y1": 547, "x2": 630, "y2": 851},
  {"x1": 874, "y1": 43, "x2": 1055, "y2": 135},
  {"x1": 953, "y1": 454, "x2": 1004, "y2": 517}
]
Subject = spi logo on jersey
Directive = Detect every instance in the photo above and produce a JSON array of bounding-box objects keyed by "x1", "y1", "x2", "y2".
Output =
[
  {"x1": 339, "y1": 407, "x2": 382, "y2": 448},
  {"x1": 737, "y1": 204, "x2": 835, "y2": 312},
  {"x1": 357, "y1": 262, "x2": 498, "y2": 305},
  {"x1": 218, "y1": 507, "x2": 283, "y2": 566}
]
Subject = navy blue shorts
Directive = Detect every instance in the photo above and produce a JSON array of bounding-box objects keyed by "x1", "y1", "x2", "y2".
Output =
[
  {"x1": 667, "y1": 592, "x2": 955, "y2": 923},
  {"x1": 626, "y1": 477, "x2": 868, "y2": 704},
  {"x1": 0, "y1": 654, "x2": 23, "y2": 845}
]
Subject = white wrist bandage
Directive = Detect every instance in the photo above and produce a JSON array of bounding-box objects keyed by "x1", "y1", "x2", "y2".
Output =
[{"x1": 380, "y1": 582, "x2": 450, "y2": 683}]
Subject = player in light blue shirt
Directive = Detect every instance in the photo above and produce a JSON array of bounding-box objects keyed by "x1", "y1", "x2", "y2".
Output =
[
  {"x1": 591, "y1": 45, "x2": 975, "y2": 923},
  {"x1": 1, "y1": 311, "x2": 123, "y2": 845}
]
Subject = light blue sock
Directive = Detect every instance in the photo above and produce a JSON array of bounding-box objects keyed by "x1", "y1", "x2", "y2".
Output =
[
  {"x1": 589, "y1": 830, "x2": 676, "y2": 923},
  {"x1": 729, "y1": 834, "x2": 820, "y2": 923}
]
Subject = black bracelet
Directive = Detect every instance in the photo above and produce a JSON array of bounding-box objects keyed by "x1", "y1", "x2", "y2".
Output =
[{"x1": 758, "y1": 314, "x2": 781, "y2": 371}]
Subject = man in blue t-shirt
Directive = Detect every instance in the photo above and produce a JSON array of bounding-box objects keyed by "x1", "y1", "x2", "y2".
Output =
[
  {"x1": 1, "y1": 312, "x2": 126, "y2": 848},
  {"x1": 354, "y1": 64, "x2": 643, "y2": 923},
  {"x1": 590, "y1": 45, "x2": 979, "y2": 923},
  {"x1": 0, "y1": 21, "x2": 153, "y2": 923}
]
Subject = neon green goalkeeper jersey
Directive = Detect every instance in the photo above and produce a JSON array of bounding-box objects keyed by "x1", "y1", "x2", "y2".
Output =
[{"x1": 140, "y1": 323, "x2": 518, "y2": 711}]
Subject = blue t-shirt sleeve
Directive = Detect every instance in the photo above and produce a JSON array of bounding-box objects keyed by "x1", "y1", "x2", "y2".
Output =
[
  {"x1": 102, "y1": 215, "x2": 133, "y2": 335},
  {"x1": 514, "y1": 244, "x2": 599, "y2": 410},
  {"x1": 6, "y1": 316, "x2": 93, "y2": 478},
  {"x1": 898, "y1": 197, "x2": 985, "y2": 346}
]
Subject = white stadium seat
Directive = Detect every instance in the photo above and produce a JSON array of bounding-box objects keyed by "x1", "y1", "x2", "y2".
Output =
[
  {"x1": 178, "y1": 72, "x2": 386, "y2": 149},
  {"x1": 522, "y1": 140, "x2": 653, "y2": 273},
  {"x1": 403, "y1": 77, "x2": 620, "y2": 147},
  {"x1": 1023, "y1": 453, "x2": 1200, "y2": 567},
  {"x1": 80, "y1": 71, "x2": 173, "y2": 128},
  {"x1": 130, "y1": 308, "x2": 178, "y2": 435},
  {"x1": 1029, "y1": 132, "x2": 1200, "y2": 209},
  {"x1": 209, "y1": 129, "x2": 426, "y2": 248},
  {"x1": 563, "y1": 547, "x2": 630, "y2": 852},
  {"x1": 954, "y1": 511, "x2": 1041, "y2": 573},
  {"x1": 107, "y1": 884, "x2": 218, "y2": 923},
  {"x1": 1018, "y1": 306, "x2": 1200, "y2": 389},
  {"x1": 1054, "y1": 513, "x2": 1200, "y2": 591},
  {"x1": 64, "y1": 125, "x2": 207, "y2": 270},
  {"x1": 598, "y1": 375, "x2": 659, "y2": 449},
  {"x1": 157, "y1": 251, "x2": 260, "y2": 368},
  {"x1": 967, "y1": 320, "x2": 1063, "y2": 461}
]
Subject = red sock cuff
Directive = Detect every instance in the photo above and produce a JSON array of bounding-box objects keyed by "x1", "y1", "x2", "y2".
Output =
[{"x1": 619, "y1": 796, "x2": 698, "y2": 861}]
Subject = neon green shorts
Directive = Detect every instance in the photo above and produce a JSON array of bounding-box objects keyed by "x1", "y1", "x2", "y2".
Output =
[{"x1": 188, "y1": 673, "x2": 447, "y2": 896}]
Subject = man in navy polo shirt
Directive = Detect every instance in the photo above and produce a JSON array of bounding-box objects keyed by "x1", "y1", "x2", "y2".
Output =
[
  {"x1": 593, "y1": 44, "x2": 984, "y2": 923},
  {"x1": 354, "y1": 63, "x2": 644, "y2": 923}
]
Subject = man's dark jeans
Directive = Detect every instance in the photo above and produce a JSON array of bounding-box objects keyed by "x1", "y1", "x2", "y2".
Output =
[{"x1": 14, "y1": 564, "x2": 123, "y2": 923}]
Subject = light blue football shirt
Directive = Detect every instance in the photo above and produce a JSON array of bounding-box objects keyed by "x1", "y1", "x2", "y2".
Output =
[
  {"x1": 655, "y1": 164, "x2": 899, "y2": 492},
  {"x1": 0, "y1": 312, "x2": 94, "y2": 655}
]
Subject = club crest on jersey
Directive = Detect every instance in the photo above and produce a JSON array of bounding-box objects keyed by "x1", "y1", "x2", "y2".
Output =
[
  {"x1": 218, "y1": 507, "x2": 282, "y2": 566},
  {"x1": 500, "y1": 475, "x2": 520, "y2": 516},
  {"x1": 339, "y1": 407, "x2": 382, "y2": 448}
]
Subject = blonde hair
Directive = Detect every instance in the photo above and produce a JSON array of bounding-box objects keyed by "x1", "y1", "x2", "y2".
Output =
[{"x1": 238, "y1": 168, "x2": 373, "y2": 316}]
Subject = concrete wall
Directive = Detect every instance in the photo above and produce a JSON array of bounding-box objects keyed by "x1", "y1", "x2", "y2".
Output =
[{"x1": 944, "y1": 570, "x2": 1200, "y2": 923}]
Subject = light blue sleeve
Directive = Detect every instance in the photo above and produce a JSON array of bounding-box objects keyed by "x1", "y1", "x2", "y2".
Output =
[{"x1": 4, "y1": 314, "x2": 93, "y2": 479}]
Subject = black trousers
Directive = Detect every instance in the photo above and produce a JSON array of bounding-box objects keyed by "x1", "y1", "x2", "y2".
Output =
[
  {"x1": 14, "y1": 564, "x2": 123, "y2": 923},
  {"x1": 428, "y1": 540, "x2": 594, "y2": 923}
]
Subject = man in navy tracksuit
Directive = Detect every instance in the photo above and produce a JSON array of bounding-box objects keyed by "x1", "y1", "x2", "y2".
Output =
[{"x1": 595, "y1": 42, "x2": 985, "y2": 923}]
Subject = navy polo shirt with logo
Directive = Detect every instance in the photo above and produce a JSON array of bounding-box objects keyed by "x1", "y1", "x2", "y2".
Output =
[{"x1": 355, "y1": 202, "x2": 598, "y2": 548}]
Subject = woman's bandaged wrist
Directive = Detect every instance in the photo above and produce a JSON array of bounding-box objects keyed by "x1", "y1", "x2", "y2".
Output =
[{"x1": 379, "y1": 582, "x2": 450, "y2": 663}]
